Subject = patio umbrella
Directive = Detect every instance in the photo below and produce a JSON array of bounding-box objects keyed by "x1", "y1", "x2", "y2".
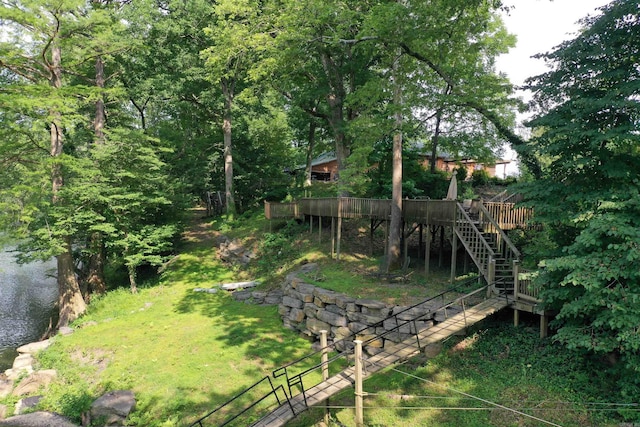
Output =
[{"x1": 446, "y1": 175, "x2": 457, "y2": 200}]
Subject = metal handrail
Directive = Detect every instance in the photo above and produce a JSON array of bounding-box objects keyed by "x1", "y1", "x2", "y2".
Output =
[{"x1": 189, "y1": 376, "x2": 292, "y2": 427}]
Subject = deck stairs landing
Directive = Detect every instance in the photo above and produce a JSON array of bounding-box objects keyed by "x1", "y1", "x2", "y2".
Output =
[{"x1": 249, "y1": 294, "x2": 511, "y2": 427}]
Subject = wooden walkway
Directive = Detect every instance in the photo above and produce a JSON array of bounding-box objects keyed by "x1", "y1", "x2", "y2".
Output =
[{"x1": 250, "y1": 296, "x2": 511, "y2": 427}]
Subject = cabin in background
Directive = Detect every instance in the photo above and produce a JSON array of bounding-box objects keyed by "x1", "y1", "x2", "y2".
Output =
[{"x1": 299, "y1": 151, "x2": 512, "y2": 183}]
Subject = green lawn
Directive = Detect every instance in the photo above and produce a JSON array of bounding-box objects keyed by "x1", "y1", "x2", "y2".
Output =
[{"x1": 32, "y1": 244, "x2": 317, "y2": 426}]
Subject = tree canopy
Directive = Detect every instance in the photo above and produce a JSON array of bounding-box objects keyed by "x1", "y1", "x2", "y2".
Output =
[
  {"x1": 0, "y1": 0, "x2": 522, "y2": 325},
  {"x1": 521, "y1": 0, "x2": 640, "y2": 395}
]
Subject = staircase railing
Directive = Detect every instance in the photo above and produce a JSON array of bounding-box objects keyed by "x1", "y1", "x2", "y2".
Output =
[
  {"x1": 454, "y1": 203, "x2": 497, "y2": 286},
  {"x1": 476, "y1": 202, "x2": 521, "y2": 266}
]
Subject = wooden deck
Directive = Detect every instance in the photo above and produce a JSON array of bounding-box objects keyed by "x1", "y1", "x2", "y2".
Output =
[
  {"x1": 250, "y1": 296, "x2": 511, "y2": 427},
  {"x1": 265, "y1": 197, "x2": 533, "y2": 230}
]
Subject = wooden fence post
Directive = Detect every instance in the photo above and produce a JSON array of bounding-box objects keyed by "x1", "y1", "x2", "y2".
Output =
[
  {"x1": 354, "y1": 340, "x2": 364, "y2": 427},
  {"x1": 321, "y1": 330, "x2": 330, "y2": 425}
]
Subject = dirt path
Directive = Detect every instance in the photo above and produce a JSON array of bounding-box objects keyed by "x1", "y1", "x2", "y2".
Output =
[{"x1": 181, "y1": 208, "x2": 220, "y2": 249}]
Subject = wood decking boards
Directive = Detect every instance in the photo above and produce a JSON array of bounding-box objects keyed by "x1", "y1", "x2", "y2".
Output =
[{"x1": 251, "y1": 296, "x2": 511, "y2": 427}]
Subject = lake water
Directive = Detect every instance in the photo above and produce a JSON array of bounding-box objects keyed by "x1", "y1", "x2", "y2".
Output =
[{"x1": 0, "y1": 248, "x2": 57, "y2": 371}]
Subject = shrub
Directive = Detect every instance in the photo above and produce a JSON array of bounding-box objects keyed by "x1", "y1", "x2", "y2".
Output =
[{"x1": 471, "y1": 169, "x2": 490, "y2": 186}]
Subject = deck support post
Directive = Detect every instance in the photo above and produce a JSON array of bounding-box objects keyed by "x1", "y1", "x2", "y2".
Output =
[
  {"x1": 450, "y1": 230, "x2": 458, "y2": 284},
  {"x1": 370, "y1": 220, "x2": 374, "y2": 256},
  {"x1": 403, "y1": 221, "x2": 409, "y2": 270},
  {"x1": 419, "y1": 224, "x2": 423, "y2": 258},
  {"x1": 309, "y1": 215, "x2": 313, "y2": 233},
  {"x1": 319, "y1": 215, "x2": 322, "y2": 243},
  {"x1": 331, "y1": 217, "x2": 336, "y2": 259},
  {"x1": 540, "y1": 314, "x2": 548, "y2": 339},
  {"x1": 424, "y1": 226, "x2": 431, "y2": 275},
  {"x1": 337, "y1": 198, "x2": 343, "y2": 261},
  {"x1": 513, "y1": 308, "x2": 520, "y2": 327},
  {"x1": 354, "y1": 340, "x2": 364, "y2": 427},
  {"x1": 438, "y1": 226, "x2": 444, "y2": 267},
  {"x1": 321, "y1": 330, "x2": 330, "y2": 425}
]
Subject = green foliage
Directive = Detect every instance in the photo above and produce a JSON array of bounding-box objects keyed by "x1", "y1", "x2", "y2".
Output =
[
  {"x1": 471, "y1": 169, "x2": 490, "y2": 187},
  {"x1": 257, "y1": 220, "x2": 306, "y2": 272},
  {"x1": 522, "y1": 0, "x2": 640, "y2": 369}
]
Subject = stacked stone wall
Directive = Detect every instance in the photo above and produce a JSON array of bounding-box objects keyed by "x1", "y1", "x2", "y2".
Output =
[{"x1": 278, "y1": 264, "x2": 440, "y2": 355}]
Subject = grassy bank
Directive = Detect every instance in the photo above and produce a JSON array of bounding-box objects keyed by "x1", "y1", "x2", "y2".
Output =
[{"x1": 2, "y1": 209, "x2": 634, "y2": 426}]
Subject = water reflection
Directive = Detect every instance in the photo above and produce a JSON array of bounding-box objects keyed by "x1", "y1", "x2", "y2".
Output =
[{"x1": 0, "y1": 248, "x2": 57, "y2": 371}]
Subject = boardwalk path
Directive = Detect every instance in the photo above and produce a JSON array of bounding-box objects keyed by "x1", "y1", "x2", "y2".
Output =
[{"x1": 251, "y1": 296, "x2": 511, "y2": 427}]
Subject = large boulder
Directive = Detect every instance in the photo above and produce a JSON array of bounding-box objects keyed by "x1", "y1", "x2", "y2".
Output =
[{"x1": 89, "y1": 390, "x2": 136, "y2": 427}]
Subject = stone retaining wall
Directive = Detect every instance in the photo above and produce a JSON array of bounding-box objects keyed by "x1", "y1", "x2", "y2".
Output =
[{"x1": 276, "y1": 264, "x2": 444, "y2": 355}]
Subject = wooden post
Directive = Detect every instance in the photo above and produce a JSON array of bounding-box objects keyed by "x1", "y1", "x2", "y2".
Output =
[
  {"x1": 384, "y1": 220, "x2": 389, "y2": 257},
  {"x1": 514, "y1": 308, "x2": 520, "y2": 327},
  {"x1": 419, "y1": 224, "x2": 423, "y2": 258},
  {"x1": 354, "y1": 340, "x2": 364, "y2": 427},
  {"x1": 310, "y1": 215, "x2": 313, "y2": 233},
  {"x1": 321, "y1": 330, "x2": 330, "y2": 425},
  {"x1": 540, "y1": 314, "x2": 549, "y2": 339},
  {"x1": 438, "y1": 226, "x2": 444, "y2": 267},
  {"x1": 319, "y1": 215, "x2": 322, "y2": 244},
  {"x1": 424, "y1": 226, "x2": 431, "y2": 275},
  {"x1": 337, "y1": 198, "x2": 343, "y2": 260},
  {"x1": 403, "y1": 221, "x2": 409, "y2": 270},
  {"x1": 370, "y1": 219, "x2": 374, "y2": 257},
  {"x1": 331, "y1": 217, "x2": 336, "y2": 259},
  {"x1": 488, "y1": 257, "x2": 496, "y2": 296},
  {"x1": 450, "y1": 229, "x2": 457, "y2": 284}
]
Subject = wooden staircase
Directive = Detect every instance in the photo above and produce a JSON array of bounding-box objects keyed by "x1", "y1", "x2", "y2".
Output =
[{"x1": 454, "y1": 202, "x2": 521, "y2": 294}]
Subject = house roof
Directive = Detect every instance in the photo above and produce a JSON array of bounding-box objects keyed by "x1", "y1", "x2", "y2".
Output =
[{"x1": 310, "y1": 151, "x2": 337, "y2": 166}]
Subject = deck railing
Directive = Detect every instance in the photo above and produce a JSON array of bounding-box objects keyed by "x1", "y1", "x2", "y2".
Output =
[
  {"x1": 265, "y1": 198, "x2": 530, "y2": 230},
  {"x1": 477, "y1": 203, "x2": 521, "y2": 266},
  {"x1": 513, "y1": 265, "x2": 541, "y2": 303},
  {"x1": 403, "y1": 199, "x2": 456, "y2": 225},
  {"x1": 264, "y1": 201, "x2": 301, "y2": 219},
  {"x1": 484, "y1": 201, "x2": 534, "y2": 230}
]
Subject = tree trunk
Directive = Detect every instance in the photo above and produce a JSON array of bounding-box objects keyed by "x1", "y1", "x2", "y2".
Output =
[
  {"x1": 385, "y1": 55, "x2": 403, "y2": 272},
  {"x1": 128, "y1": 264, "x2": 138, "y2": 294},
  {"x1": 57, "y1": 238, "x2": 88, "y2": 328},
  {"x1": 430, "y1": 109, "x2": 442, "y2": 173},
  {"x1": 304, "y1": 120, "x2": 316, "y2": 188},
  {"x1": 87, "y1": 55, "x2": 107, "y2": 297},
  {"x1": 320, "y1": 51, "x2": 349, "y2": 194},
  {"x1": 50, "y1": 44, "x2": 86, "y2": 328},
  {"x1": 94, "y1": 56, "x2": 106, "y2": 144},
  {"x1": 221, "y1": 77, "x2": 236, "y2": 216}
]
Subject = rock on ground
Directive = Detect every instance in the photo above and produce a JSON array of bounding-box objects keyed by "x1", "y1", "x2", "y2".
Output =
[{"x1": 0, "y1": 412, "x2": 79, "y2": 427}]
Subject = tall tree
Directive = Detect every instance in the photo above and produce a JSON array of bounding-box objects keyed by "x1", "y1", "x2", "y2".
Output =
[
  {"x1": 0, "y1": 0, "x2": 92, "y2": 327},
  {"x1": 521, "y1": 0, "x2": 640, "y2": 387}
]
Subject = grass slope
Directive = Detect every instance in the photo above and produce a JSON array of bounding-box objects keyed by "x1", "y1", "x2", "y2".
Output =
[{"x1": 3, "y1": 209, "x2": 634, "y2": 426}]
